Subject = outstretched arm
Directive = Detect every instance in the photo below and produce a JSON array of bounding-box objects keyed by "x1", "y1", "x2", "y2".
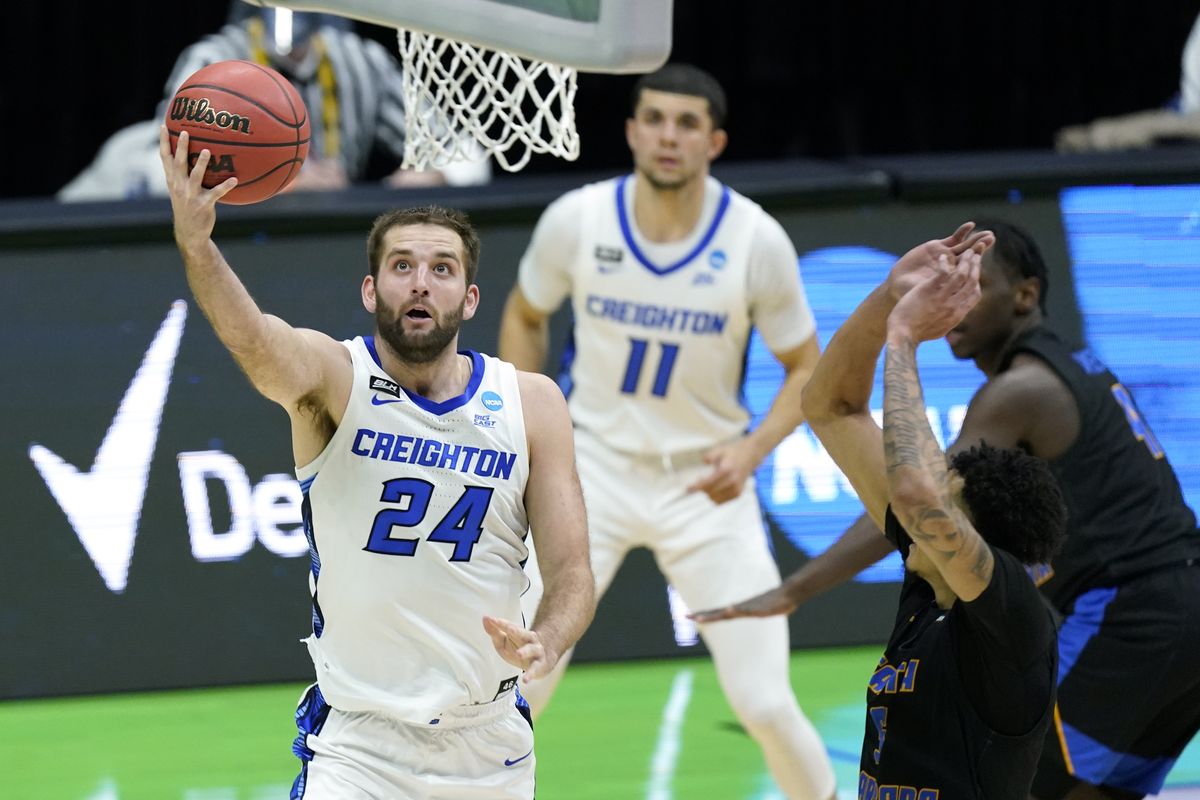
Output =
[
  {"x1": 693, "y1": 224, "x2": 993, "y2": 622},
  {"x1": 801, "y1": 223, "x2": 993, "y2": 525},
  {"x1": 884, "y1": 252, "x2": 993, "y2": 601},
  {"x1": 485, "y1": 371, "x2": 594, "y2": 680},
  {"x1": 159, "y1": 128, "x2": 348, "y2": 422},
  {"x1": 690, "y1": 512, "x2": 892, "y2": 621}
]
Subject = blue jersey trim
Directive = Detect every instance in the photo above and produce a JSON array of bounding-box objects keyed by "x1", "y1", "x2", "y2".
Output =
[
  {"x1": 363, "y1": 337, "x2": 485, "y2": 416},
  {"x1": 556, "y1": 324, "x2": 577, "y2": 400},
  {"x1": 290, "y1": 683, "x2": 333, "y2": 799},
  {"x1": 1056, "y1": 586, "x2": 1117, "y2": 683},
  {"x1": 616, "y1": 174, "x2": 732, "y2": 276},
  {"x1": 364, "y1": 335, "x2": 384, "y2": 368},
  {"x1": 1059, "y1": 718, "x2": 1176, "y2": 793}
]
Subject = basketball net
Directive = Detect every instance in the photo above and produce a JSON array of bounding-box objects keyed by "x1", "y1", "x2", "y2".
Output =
[{"x1": 397, "y1": 28, "x2": 580, "y2": 172}]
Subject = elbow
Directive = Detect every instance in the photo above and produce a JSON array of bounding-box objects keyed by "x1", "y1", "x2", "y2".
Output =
[
  {"x1": 800, "y1": 381, "x2": 835, "y2": 423},
  {"x1": 801, "y1": 381, "x2": 859, "y2": 425}
]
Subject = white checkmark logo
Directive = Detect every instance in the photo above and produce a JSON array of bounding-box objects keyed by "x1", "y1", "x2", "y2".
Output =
[{"x1": 29, "y1": 301, "x2": 187, "y2": 594}]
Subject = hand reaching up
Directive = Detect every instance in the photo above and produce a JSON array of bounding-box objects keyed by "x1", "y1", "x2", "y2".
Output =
[
  {"x1": 887, "y1": 222, "x2": 993, "y2": 302},
  {"x1": 888, "y1": 250, "x2": 983, "y2": 344}
]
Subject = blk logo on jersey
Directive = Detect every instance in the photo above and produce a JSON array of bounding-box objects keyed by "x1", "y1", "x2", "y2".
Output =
[
  {"x1": 370, "y1": 376, "x2": 401, "y2": 398},
  {"x1": 474, "y1": 414, "x2": 496, "y2": 429},
  {"x1": 595, "y1": 244, "x2": 624, "y2": 274},
  {"x1": 481, "y1": 391, "x2": 504, "y2": 412},
  {"x1": 594, "y1": 244, "x2": 623, "y2": 263},
  {"x1": 708, "y1": 249, "x2": 727, "y2": 269}
]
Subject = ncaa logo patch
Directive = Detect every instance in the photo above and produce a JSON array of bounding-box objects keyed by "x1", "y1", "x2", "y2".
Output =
[
  {"x1": 481, "y1": 391, "x2": 504, "y2": 412},
  {"x1": 709, "y1": 249, "x2": 727, "y2": 270}
]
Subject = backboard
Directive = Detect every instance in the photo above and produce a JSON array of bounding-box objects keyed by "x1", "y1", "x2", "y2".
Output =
[{"x1": 242, "y1": 0, "x2": 672, "y2": 73}]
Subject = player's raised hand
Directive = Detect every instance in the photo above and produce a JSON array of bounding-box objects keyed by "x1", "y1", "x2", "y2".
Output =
[
  {"x1": 482, "y1": 615, "x2": 558, "y2": 682},
  {"x1": 886, "y1": 222, "x2": 993, "y2": 302},
  {"x1": 159, "y1": 126, "x2": 238, "y2": 251},
  {"x1": 688, "y1": 585, "x2": 799, "y2": 623},
  {"x1": 888, "y1": 250, "x2": 982, "y2": 343},
  {"x1": 686, "y1": 438, "x2": 758, "y2": 504}
]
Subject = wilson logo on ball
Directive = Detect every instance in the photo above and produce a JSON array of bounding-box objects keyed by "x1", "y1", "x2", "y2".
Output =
[{"x1": 169, "y1": 97, "x2": 252, "y2": 135}]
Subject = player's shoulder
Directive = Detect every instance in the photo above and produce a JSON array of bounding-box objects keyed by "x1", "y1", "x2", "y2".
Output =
[
  {"x1": 552, "y1": 176, "x2": 620, "y2": 211},
  {"x1": 991, "y1": 354, "x2": 1070, "y2": 401},
  {"x1": 538, "y1": 183, "x2": 594, "y2": 224},
  {"x1": 513, "y1": 369, "x2": 564, "y2": 405},
  {"x1": 712, "y1": 179, "x2": 788, "y2": 236}
]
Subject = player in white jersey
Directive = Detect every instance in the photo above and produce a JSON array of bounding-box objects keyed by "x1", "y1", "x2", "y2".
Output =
[
  {"x1": 499, "y1": 64, "x2": 837, "y2": 799},
  {"x1": 159, "y1": 128, "x2": 593, "y2": 800}
]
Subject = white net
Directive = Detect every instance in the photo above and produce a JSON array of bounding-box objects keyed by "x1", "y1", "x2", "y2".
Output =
[{"x1": 397, "y1": 28, "x2": 580, "y2": 173}]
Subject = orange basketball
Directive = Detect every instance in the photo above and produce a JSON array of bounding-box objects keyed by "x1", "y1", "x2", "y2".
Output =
[{"x1": 165, "y1": 60, "x2": 311, "y2": 205}]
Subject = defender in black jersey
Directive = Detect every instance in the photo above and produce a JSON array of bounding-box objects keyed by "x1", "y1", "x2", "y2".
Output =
[
  {"x1": 943, "y1": 222, "x2": 1200, "y2": 800},
  {"x1": 715, "y1": 225, "x2": 1068, "y2": 799},
  {"x1": 701, "y1": 220, "x2": 1200, "y2": 799}
]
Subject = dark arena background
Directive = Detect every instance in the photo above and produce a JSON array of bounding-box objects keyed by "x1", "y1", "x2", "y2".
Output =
[{"x1": 2, "y1": 1, "x2": 1199, "y2": 797}]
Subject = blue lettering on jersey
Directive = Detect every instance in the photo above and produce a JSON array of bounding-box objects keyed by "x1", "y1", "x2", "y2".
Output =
[
  {"x1": 351, "y1": 428, "x2": 517, "y2": 480},
  {"x1": 868, "y1": 658, "x2": 920, "y2": 695},
  {"x1": 858, "y1": 774, "x2": 939, "y2": 800},
  {"x1": 584, "y1": 294, "x2": 727, "y2": 335}
]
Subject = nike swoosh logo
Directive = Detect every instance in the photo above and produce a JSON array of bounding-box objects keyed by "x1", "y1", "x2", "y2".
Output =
[
  {"x1": 371, "y1": 395, "x2": 402, "y2": 405},
  {"x1": 504, "y1": 749, "x2": 533, "y2": 767},
  {"x1": 29, "y1": 301, "x2": 187, "y2": 594}
]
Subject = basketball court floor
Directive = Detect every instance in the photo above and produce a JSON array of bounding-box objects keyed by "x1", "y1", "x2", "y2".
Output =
[{"x1": 5, "y1": 645, "x2": 1197, "y2": 799}]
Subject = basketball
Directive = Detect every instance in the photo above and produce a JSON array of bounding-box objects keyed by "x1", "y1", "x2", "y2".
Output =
[{"x1": 165, "y1": 60, "x2": 310, "y2": 205}]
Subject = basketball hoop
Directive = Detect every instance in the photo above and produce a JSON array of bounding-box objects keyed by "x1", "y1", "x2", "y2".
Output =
[
  {"x1": 240, "y1": 0, "x2": 672, "y2": 173},
  {"x1": 397, "y1": 29, "x2": 579, "y2": 173}
]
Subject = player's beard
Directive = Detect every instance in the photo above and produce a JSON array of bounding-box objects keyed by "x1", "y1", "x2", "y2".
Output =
[{"x1": 375, "y1": 294, "x2": 466, "y2": 364}]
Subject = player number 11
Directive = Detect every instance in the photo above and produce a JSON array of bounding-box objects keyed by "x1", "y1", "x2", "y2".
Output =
[{"x1": 621, "y1": 338, "x2": 680, "y2": 398}]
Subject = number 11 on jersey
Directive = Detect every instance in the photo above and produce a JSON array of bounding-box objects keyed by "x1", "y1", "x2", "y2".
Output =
[{"x1": 621, "y1": 337, "x2": 680, "y2": 398}]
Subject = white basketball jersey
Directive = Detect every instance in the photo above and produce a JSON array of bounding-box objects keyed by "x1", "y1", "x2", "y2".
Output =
[
  {"x1": 296, "y1": 337, "x2": 530, "y2": 723},
  {"x1": 560, "y1": 175, "x2": 763, "y2": 454}
]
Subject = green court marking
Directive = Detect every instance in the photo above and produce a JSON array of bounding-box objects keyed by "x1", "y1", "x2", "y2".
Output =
[{"x1": 2, "y1": 647, "x2": 1197, "y2": 799}]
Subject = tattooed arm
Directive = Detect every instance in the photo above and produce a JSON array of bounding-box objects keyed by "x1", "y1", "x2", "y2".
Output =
[
  {"x1": 801, "y1": 223, "x2": 994, "y2": 529},
  {"x1": 883, "y1": 251, "x2": 991, "y2": 601}
]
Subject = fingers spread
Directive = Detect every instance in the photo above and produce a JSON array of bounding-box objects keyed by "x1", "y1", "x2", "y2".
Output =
[{"x1": 942, "y1": 222, "x2": 975, "y2": 249}]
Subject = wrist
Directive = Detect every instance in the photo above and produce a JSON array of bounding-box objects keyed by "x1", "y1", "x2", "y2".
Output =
[
  {"x1": 741, "y1": 430, "x2": 775, "y2": 467},
  {"x1": 782, "y1": 573, "x2": 811, "y2": 606},
  {"x1": 871, "y1": 282, "x2": 901, "y2": 309},
  {"x1": 885, "y1": 321, "x2": 916, "y2": 348}
]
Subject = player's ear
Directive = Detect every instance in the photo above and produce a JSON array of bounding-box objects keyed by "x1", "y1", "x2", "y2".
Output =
[
  {"x1": 1014, "y1": 276, "x2": 1040, "y2": 314},
  {"x1": 362, "y1": 274, "x2": 377, "y2": 313},
  {"x1": 462, "y1": 284, "x2": 480, "y2": 321},
  {"x1": 708, "y1": 128, "x2": 728, "y2": 161},
  {"x1": 625, "y1": 117, "x2": 638, "y2": 151}
]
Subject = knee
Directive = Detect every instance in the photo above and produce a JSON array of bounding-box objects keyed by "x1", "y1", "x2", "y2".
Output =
[{"x1": 728, "y1": 693, "x2": 805, "y2": 735}]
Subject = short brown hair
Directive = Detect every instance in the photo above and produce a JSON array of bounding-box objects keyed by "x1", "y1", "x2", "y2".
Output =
[
  {"x1": 632, "y1": 63, "x2": 727, "y2": 129},
  {"x1": 366, "y1": 206, "x2": 481, "y2": 284}
]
